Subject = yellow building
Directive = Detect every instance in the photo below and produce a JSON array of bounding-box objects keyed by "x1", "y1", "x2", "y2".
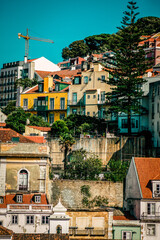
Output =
[
  {"x1": 20, "y1": 76, "x2": 69, "y2": 124},
  {"x1": 68, "y1": 62, "x2": 112, "y2": 119}
]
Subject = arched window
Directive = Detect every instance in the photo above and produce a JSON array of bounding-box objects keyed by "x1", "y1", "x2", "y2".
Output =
[
  {"x1": 56, "y1": 225, "x2": 62, "y2": 234},
  {"x1": 19, "y1": 169, "x2": 28, "y2": 190}
]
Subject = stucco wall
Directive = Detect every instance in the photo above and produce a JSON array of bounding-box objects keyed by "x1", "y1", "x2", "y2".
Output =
[
  {"x1": 50, "y1": 136, "x2": 145, "y2": 166},
  {"x1": 48, "y1": 179, "x2": 123, "y2": 208}
]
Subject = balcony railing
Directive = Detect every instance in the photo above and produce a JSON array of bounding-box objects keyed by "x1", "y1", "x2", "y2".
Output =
[
  {"x1": 7, "y1": 204, "x2": 52, "y2": 212},
  {"x1": 18, "y1": 185, "x2": 28, "y2": 191},
  {"x1": 69, "y1": 227, "x2": 105, "y2": 236},
  {"x1": 141, "y1": 212, "x2": 160, "y2": 221},
  {"x1": 67, "y1": 100, "x2": 85, "y2": 106}
]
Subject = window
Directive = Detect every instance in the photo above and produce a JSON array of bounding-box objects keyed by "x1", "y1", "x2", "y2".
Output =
[
  {"x1": 157, "y1": 103, "x2": 159, "y2": 113},
  {"x1": 42, "y1": 216, "x2": 49, "y2": 224},
  {"x1": 38, "y1": 84, "x2": 43, "y2": 92},
  {"x1": 101, "y1": 75, "x2": 105, "y2": 82},
  {"x1": 101, "y1": 91, "x2": 105, "y2": 102},
  {"x1": 35, "y1": 195, "x2": 41, "y2": 203},
  {"x1": 93, "y1": 112, "x2": 95, "y2": 117},
  {"x1": 55, "y1": 84, "x2": 59, "y2": 91},
  {"x1": 156, "y1": 184, "x2": 160, "y2": 193},
  {"x1": 34, "y1": 99, "x2": 37, "y2": 110},
  {"x1": 26, "y1": 216, "x2": 34, "y2": 224},
  {"x1": 84, "y1": 76, "x2": 88, "y2": 84},
  {"x1": 56, "y1": 225, "x2": 62, "y2": 234},
  {"x1": 0, "y1": 221, "x2": 2, "y2": 226},
  {"x1": 93, "y1": 95, "x2": 96, "y2": 99},
  {"x1": 23, "y1": 99, "x2": 28, "y2": 110},
  {"x1": 50, "y1": 98, "x2": 54, "y2": 110},
  {"x1": 0, "y1": 197, "x2": 3, "y2": 204},
  {"x1": 122, "y1": 119, "x2": 128, "y2": 128},
  {"x1": 147, "y1": 224, "x2": 155, "y2": 236},
  {"x1": 49, "y1": 114, "x2": 54, "y2": 124},
  {"x1": 87, "y1": 95, "x2": 90, "y2": 99},
  {"x1": 72, "y1": 109, "x2": 77, "y2": 114},
  {"x1": 12, "y1": 215, "x2": 18, "y2": 224},
  {"x1": 60, "y1": 113, "x2": 65, "y2": 120},
  {"x1": 19, "y1": 169, "x2": 28, "y2": 191},
  {"x1": 60, "y1": 98, "x2": 65, "y2": 110},
  {"x1": 147, "y1": 203, "x2": 155, "y2": 215},
  {"x1": 122, "y1": 231, "x2": 132, "y2": 239},
  {"x1": 87, "y1": 112, "x2": 90, "y2": 116},
  {"x1": 16, "y1": 195, "x2": 23, "y2": 203},
  {"x1": 74, "y1": 77, "x2": 81, "y2": 84},
  {"x1": 72, "y1": 93, "x2": 77, "y2": 104}
]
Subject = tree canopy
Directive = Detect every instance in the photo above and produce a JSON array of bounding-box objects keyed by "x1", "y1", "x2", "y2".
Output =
[
  {"x1": 62, "y1": 40, "x2": 89, "y2": 60},
  {"x1": 2, "y1": 101, "x2": 16, "y2": 115},
  {"x1": 15, "y1": 78, "x2": 38, "y2": 89},
  {"x1": 6, "y1": 108, "x2": 49, "y2": 134},
  {"x1": 105, "y1": 1, "x2": 152, "y2": 135},
  {"x1": 61, "y1": 16, "x2": 160, "y2": 59}
]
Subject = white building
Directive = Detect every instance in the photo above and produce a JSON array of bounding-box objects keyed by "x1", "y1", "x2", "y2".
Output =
[
  {"x1": 0, "y1": 195, "x2": 69, "y2": 234},
  {"x1": 0, "y1": 57, "x2": 60, "y2": 107},
  {"x1": 125, "y1": 157, "x2": 160, "y2": 239}
]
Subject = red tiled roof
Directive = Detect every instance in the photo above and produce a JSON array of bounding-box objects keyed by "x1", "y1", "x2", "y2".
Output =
[
  {"x1": 92, "y1": 53, "x2": 103, "y2": 59},
  {"x1": 0, "y1": 194, "x2": 48, "y2": 208},
  {"x1": 0, "y1": 128, "x2": 34, "y2": 143},
  {"x1": 27, "y1": 58, "x2": 38, "y2": 63},
  {"x1": 134, "y1": 157, "x2": 160, "y2": 198},
  {"x1": 49, "y1": 69, "x2": 81, "y2": 78},
  {"x1": 25, "y1": 136, "x2": 46, "y2": 143},
  {"x1": 24, "y1": 85, "x2": 38, "y2": 94},
  {"x1": 35, "y1": 70, "x2": 53, "y2": 79},
  {"x1": 0, "y1": 123, "x2": 6, "y2": 127},
  {"x1": 0, "y1": 226, "x2": 13, "y2": 236},
  {"x1": 28, "y1": 126, "x2": 51, "y2": 132},
  {"x1": 113, "y1": 210, "x2": 136, "y2": 221}
]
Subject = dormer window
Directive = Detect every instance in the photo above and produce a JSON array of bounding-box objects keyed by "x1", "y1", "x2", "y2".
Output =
[
  {"x1": 55, "y1": 84, "x2": 59, "y2": 91},
  {"x1": 152, "y1": 180, "x2": 160, "y2": 197},
  {"x1": 156, "y1": 184, "x2": 160, "y2": 193},
  {"x1": 16, "y1": 194, "x2": 23, "y2": 203},
  {"x1": 35, "y1": 195, "x2": 41, "y2": 203},
  {"x1": 0, "y1": 197, "x2": 4, "y2": 204}
]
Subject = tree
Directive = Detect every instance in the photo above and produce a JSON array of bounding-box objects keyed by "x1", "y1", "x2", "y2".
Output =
[
  {"x1": 51, "y1": 120, "x2": 69, "y2": 137},
  {"x1": 6, "y1": 108, "x2": 30, "y2": 134},
  {"x1": 62, "y1": 40, "x2": 89, "y2": 60},
  {"x1": 29, "y1": 114, "x2": 50, "y2": 127},
  {"x1": 2, "y1": 101, "x2": 16, "y2": 115},
  {"x1": 6, "y1": 108, "x2": 49, "y2": 134},
  {"x1": 65, "y1": 149, "x2": 103, "y2": 180},
  {"x1": 104, "y1": 158, "x2": 129, "y2": 182},
  {"x1": 84, "y1": 34, "x2": 111, "y2": 53},
  {"x1": 15, "y1": 78, "x2": 38, "y2": 89},
  {"x1": 106, "y1": 1, "x2": 152, "y2": 135},
  {"x1": 59, "y1": 133, "x2": 75, "y2": 177}
]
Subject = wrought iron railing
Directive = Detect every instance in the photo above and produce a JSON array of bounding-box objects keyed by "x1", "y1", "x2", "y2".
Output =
[{"x1": 141, "y1": 212, "x2": 160, "y2": 220}]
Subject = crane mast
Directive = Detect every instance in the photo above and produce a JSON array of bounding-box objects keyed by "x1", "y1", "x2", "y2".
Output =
[{"x1": 18, "y1": 29, "x2": 54, "y2": 59}]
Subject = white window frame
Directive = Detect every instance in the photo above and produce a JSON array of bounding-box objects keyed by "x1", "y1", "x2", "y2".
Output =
[
  {"x1": 12, "y1": 215, "x2": 18, "y2": 224},
  {"x1": 41, "y1": 216, "x2": 49, "y2": 224},
  {"x1": 122, "y1": 231, "x2": 132, "y2": 239},
  {"x1": 26, "y1": 215, "x2": 34, "y2": 225},
  {"x1": 16, "y1": 195, "x2": 23, "y2": 203},
  {"x1": 146, "y1": 224, "x2": 156, "y2": 236},
  {"x1": 35, "y1": 195, "x2": 41, "y2": 203},
  {"x1": 147, "y1": 202, "x2": 155, "y2": 215},
  {"x1": 17, "y1": 168, "x2": 29, "y2": 191}
]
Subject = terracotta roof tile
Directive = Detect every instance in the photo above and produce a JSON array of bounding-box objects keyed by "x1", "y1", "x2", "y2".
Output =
[
  {"x1": 0, "y1": 128, "x2": 34, "y2": 143},
  {"x1": 49, "y1": 69, "x2": 81, "y2": 78},
  {"x1": 0, "y1": 226, "x2": 13, "y2": 236},
  {"x1": 28, "y1": 126, "x2": 51, "y2": 132},
  {"x1": 25, "y1": 136, "x2": 46, "y2": 143},
  {"x1": 24, "y1": 85, "x2": 39, "y2": 94},
  {"x1": 27, "y1": 58, "x2": 38, "y2": 63},
  {"x1": 113, "y1": 210, "x2": 136, "y2": 220},
  {"x1": 0, "y1": 194, "x2": 48, "y2": 208},
  {"x1": 0, "y1": 123, "x2": 6, "y2": 127},
  {"x1": 134, "y1": 157, "x2": 160, "y2": 198},
  {"x1": 35, "y1": 70, "x2": 53, "y2": 79}
]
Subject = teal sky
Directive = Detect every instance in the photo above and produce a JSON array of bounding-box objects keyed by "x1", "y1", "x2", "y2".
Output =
[{"x1": 0, "y1": 0, "x2": 160, "y2": 68}]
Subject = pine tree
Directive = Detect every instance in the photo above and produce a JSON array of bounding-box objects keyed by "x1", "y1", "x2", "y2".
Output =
[{"x1": 106, "y1": 1, "x2": 152, "y2": 135}]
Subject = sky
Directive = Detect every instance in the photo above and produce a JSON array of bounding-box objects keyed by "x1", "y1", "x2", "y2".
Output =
[{"x1": 0, "y1": 0, "x2": 160, "y2": 68}]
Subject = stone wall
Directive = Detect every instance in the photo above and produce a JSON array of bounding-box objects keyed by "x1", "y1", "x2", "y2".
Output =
[
  {"x1": 49, "y1": 136, "x2": 145, "y2": 166},
  {"x1": 48, "y1": 179, "x2": 123, "y2": 208}
]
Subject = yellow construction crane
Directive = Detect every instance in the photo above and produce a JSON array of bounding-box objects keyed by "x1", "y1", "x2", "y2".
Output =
[{"x1": 18, "y1": 28, "x2": 54, "y2": 58}]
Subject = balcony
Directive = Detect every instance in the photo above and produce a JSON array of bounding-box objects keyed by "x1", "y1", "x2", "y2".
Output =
[
  {"x1": 7, "y1": 204, "x2": 52, "y2": 212},
  {"x1": 18, "y1": 185, "x2": 28, "y2": 191},
  {"x1": 68, "y1": 99, "x2": 85, "y2": 106},
  {"x1": 69, "y1": 227, "x2": 105, "y2": 236},
  {"x1": 141, "y1": 212, "x2": 160, "y2": 221}
]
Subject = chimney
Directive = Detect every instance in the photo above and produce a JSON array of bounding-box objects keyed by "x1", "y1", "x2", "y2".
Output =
[{"x1": 24, "y1": 56, "x2": 27, "y2": 64}]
